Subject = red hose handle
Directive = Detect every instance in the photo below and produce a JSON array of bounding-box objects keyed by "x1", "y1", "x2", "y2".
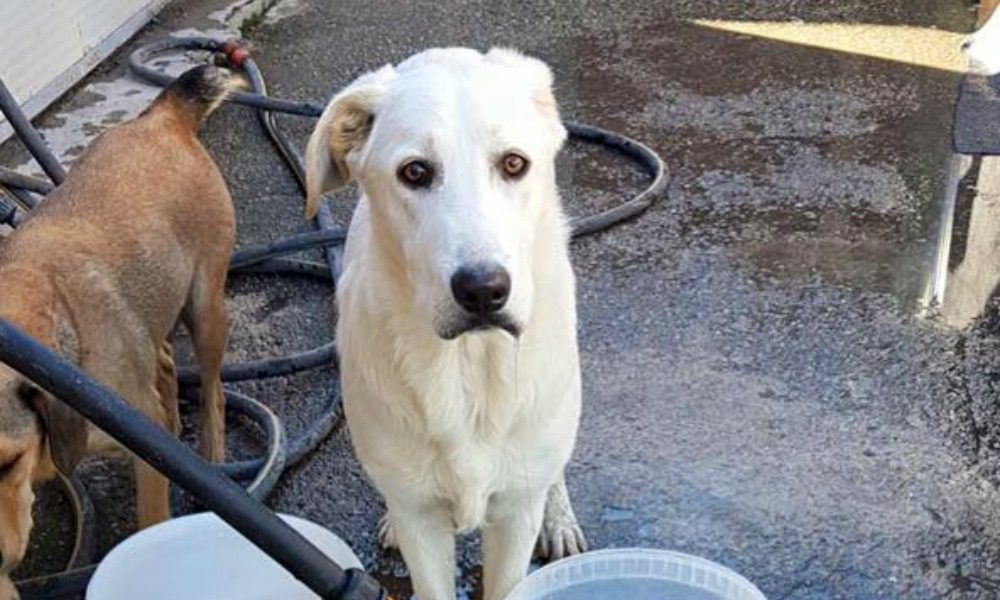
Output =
[{"x1": 222, "y1": 39, "x2": 250, "y2": 69}]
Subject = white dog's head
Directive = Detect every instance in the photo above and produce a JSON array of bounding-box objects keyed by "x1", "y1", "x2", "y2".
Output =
[
  {"x1": 964, "y1": 6, "x2": 1000, "y2": 76},
  {"x1": 305, "y1": 48, "x2": 568, "y2": 339}
]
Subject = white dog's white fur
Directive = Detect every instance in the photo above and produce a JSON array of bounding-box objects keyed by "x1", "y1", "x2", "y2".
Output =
[
  {"x1": 305, "y1": 47, "x2": 586, "y2": 600},
  {"x1": 965, "y1": 4, "x2": 1000, "y2": 75}
]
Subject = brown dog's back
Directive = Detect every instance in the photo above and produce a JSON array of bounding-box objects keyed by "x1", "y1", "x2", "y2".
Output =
[{"x1": 0, "y1": 66, "x2": 240, "y2": 346}]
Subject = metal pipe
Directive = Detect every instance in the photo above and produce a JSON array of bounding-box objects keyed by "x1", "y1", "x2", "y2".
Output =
[
  {"x1": 0, "y1": 317, "x2": 386, "y2": 600},
  {"x1": 919, "y1": 153, "x2": 973, "y2": 315},
  {"x1": 0, "y1": 80, "x2": 66, "y2": 185}
]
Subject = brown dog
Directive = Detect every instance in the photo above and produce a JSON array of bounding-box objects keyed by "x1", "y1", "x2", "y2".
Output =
[{"x1": 0, "y1": 65, "x2": 238, "y2": 596}]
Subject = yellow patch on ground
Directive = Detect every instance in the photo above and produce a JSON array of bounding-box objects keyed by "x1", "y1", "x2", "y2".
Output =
[{"x1": 691, "y1": 20, "x2": 967, "y2": 73}]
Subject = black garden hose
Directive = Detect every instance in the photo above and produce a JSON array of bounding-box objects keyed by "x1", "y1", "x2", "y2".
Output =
[
  {"x1": 564, "y1": 122, "x2": 667, "y2": 237},
  {"x1": 4, "y1": 184, "x2": 40, "y2": 210},
  {"x1": 0, "y1": 194, "x2": 22, "y2": 227},
  {"x1": 0, "y1": 166, "x2": 53, "y2": 195}
]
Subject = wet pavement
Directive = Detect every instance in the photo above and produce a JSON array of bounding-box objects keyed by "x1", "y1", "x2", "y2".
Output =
[{"x1": 5, "y1": 0, "x2": 1000, "y2": 598}]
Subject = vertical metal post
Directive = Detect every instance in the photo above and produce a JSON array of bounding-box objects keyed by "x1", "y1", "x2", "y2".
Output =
[{"x1": 0, "y1": 79, "x2": 66, "y2": 185}]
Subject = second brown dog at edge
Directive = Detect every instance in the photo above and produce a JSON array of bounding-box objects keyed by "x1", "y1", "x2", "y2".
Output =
[{"x1": 0, "y1": 65, "x2": 241, "y2": 597}]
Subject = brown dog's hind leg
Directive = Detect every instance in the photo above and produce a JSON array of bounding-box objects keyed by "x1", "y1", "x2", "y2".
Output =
[
  {"x1": 135, "y1": 384, "x2": 171, "y2": 528},
  {"x1": 156, "y1": 340, "x2": 180, "y2": 436},
  {"x1": 182, "y1": 263, "x2": 229, "y2": 464},
  {"x1": 135, "y1": 458, "x2": 171, "y2": 528}
]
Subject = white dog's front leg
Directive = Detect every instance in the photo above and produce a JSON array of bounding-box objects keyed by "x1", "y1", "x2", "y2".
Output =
[
  {"x1": 482, "y1": 491, "x2": 547, "y2": 600},
  {"x1": 389, "y1": 503, "x2": 456, "y2": 600}
]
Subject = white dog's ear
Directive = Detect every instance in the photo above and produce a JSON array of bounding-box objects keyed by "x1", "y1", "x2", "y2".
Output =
[
  {"x1": 486, "y1": 48, "x2": 567, "y2": 147},
  {"x1": 304, "y1": 65, "x2": 395, "y2": 219}
]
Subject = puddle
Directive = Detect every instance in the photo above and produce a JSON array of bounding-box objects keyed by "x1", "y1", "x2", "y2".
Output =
[
  {"x1": 645, "y1": 78, "x2": 919, "y2": 141},
  {"x1": 4, "y1": 45, "x2": 209, "y2": 177},
  {"x1": 693, "y1": 146, "x2": 917, "y2": 216},
  {"x1": 602, "y1": 504, "x2": 636, "y2": 523},
  {"x1": 20, "y1": 73, "x2": 180, "y2": 170}
]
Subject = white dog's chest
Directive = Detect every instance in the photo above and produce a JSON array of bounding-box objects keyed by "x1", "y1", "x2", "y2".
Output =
[
  {"x1": 341, "y1": 322, "x2": 579, "y2": 532},
  {"x1": 426, "y1": 431, "x2": 530, "y2": 532}
]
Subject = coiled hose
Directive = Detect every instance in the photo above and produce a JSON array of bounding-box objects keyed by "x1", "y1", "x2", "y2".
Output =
[{"x1": 2, "y1": 36, "x2": 668, "y2": 598}]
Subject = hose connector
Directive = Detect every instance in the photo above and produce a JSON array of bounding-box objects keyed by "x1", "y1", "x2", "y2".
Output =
[
  {"x1": 333, "y1": 568, "x2": 389, "y2": 600},
  {"x1": 221, "y1": 39, "x2": 250, "y2": 69}
]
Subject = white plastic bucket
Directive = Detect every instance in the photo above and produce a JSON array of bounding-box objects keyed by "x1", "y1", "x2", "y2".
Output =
[
  {"x1": 506, "y1": 548, "x2": 767, "y2": 600},
  {"x1": 86, "y1": 512, "x2": 363, "y2": 600}
]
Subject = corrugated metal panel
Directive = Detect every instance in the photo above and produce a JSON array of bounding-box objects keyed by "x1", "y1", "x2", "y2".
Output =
[{"x1": 0, "y1": 0, "x2": 170, "y2": 141}]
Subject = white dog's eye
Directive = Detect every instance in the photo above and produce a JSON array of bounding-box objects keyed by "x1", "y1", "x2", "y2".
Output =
[
  {"x1": 398, "y1": 160, "x2": 435, "y2": 189},
  {"x1": 500, "y1": 152, "x2": 530, "y2": 180}
]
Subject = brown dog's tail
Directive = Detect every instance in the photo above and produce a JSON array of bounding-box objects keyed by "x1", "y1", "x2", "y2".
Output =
[{"x1": 148, "y1": 65, "x2": 244, "y2": 129}]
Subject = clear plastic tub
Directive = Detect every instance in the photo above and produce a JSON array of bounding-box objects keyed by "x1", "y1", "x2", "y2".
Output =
[
  {"x1": 86, "y1": 512, "x2": 363, "y2": 600},
  {"x1": 506, "y1": 548, "x2": 767, "y2": 600}
]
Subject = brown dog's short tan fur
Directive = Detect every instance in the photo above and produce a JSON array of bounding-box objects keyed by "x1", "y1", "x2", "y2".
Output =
[{"x1": 0, "y1": 65, "x2": 239, "y2": 596}]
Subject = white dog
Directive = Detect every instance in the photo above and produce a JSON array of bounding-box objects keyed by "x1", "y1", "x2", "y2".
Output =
[
  {"x1": 965, "y1": 2, "x2": 1000, "y2": 75},
  {"x1": 304, "y1": 47, "x2": 587, "y2": 600}
]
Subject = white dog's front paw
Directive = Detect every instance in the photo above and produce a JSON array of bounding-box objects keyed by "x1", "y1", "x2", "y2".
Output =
[
  {"x1": 378, "y1": 513, "x2": 398, "y2": 550},
  {"x1": 536, "y1": 514, "x2": 587, "y2": 561},
  {"x1": 535, "y1": 479, "x2": 587, "y2": 561}
]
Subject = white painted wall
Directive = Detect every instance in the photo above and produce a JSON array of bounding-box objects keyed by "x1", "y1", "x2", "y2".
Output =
[{"x1": 0, "y1": 0, "x2": 171, "y2": 142}]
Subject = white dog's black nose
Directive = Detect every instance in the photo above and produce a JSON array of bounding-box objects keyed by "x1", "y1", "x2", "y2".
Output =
[{"x1": 451, "y1": 264, "x2": 511, "y2": 315}]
